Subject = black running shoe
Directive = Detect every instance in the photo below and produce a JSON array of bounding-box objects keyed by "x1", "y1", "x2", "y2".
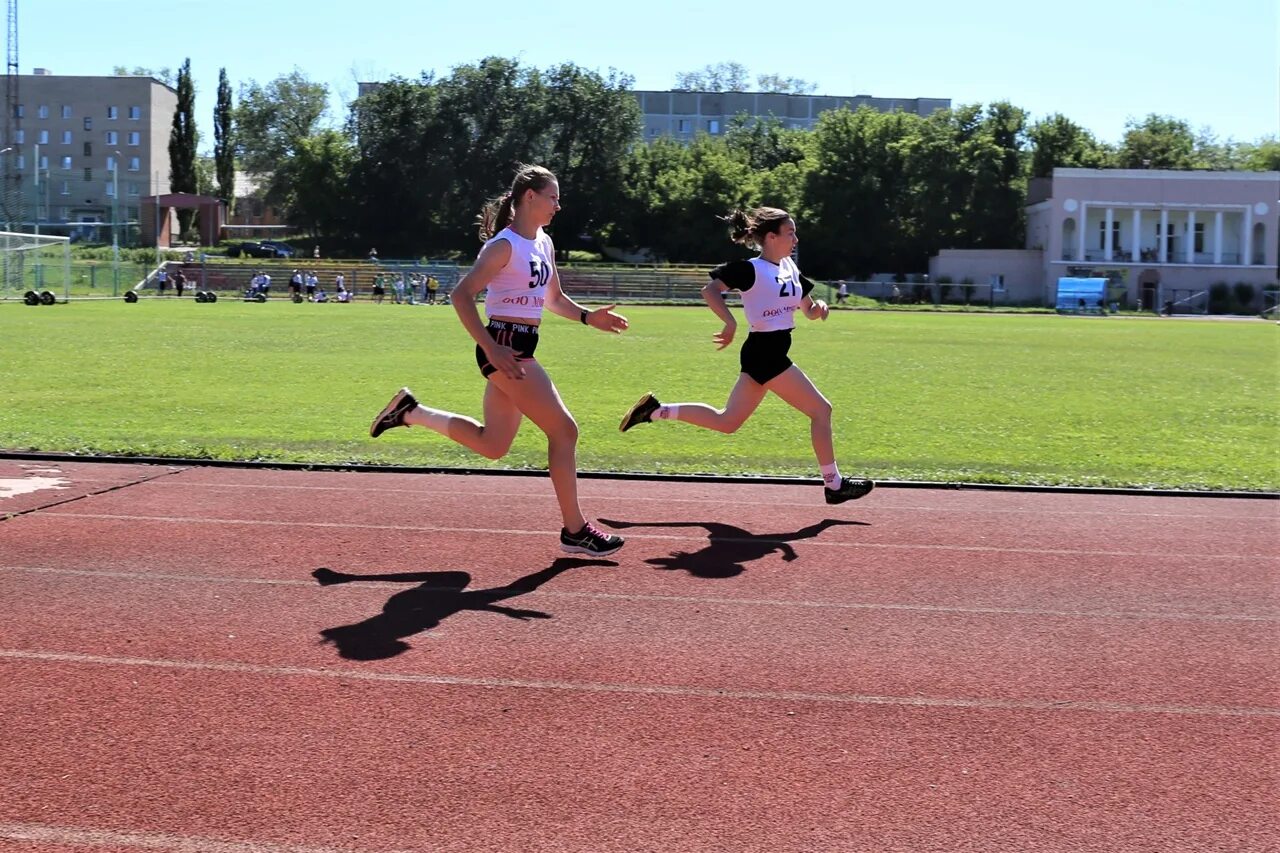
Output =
[
  {"x1": 560, "y1": 522, "x2": 625, "y2": 556},
  {"x1": 619, "y1": 392, "x2": 661, "y2": 432},
  {"x1": 824, "y1": 476, "x2": 874, "y2": 504},
  {"x1": 370, "y1": 387, "x2": 418, "y2": 438}
]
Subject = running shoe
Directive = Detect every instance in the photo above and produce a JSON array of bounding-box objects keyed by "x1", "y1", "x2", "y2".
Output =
[
  {"x1": 824, "y1": 476, "x2": 875, "y2": 504},
  {"x1": 619, "y1": 392, "x2": 661, "y2": 432},
  {"x1": 370, "y1": 387, "x2": 418, "y2": 438},
  {"x1": 560, "y1": 522, "x2": 625, "y2": 556}
]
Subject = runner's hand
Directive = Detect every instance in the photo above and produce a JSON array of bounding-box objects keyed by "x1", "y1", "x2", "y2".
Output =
[
  {"x1": 484, "y1": 343, "x2": 525, "y2": 380},
  {"x1": 713, "y1": 322, "x2": 736, "y2": 350},
  {"x1": 587, "y1": 304, "x2": 629, "y2": 334}
]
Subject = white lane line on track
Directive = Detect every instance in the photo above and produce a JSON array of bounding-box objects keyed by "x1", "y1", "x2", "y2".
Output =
[
  {"x1": 0, "y1": 823, "x2": 413, "y2": 853},
  {"x1": 96, "y1": 478, "x2": 1280, "y2": 520},
  {"x1": 2, "y1": 648, "x2": 1276, "y2": 719},
  {"x1": 28, "y1": 512, "x2": 1278, "y2": 560},
  {"x1": 4, "y1": 564, "x2": 1276, "y2": 624}
]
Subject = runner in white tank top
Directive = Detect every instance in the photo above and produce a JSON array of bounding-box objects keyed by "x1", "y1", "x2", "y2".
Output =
[
  {"x1": 370, "y1": 165, "x2": 633, "y2": 554},
  {"x1": 618, "y1": 207, "x2": 874, "y2": 506}
]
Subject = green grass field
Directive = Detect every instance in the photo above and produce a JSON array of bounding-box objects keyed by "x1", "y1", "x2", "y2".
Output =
[{"x1": 1, "y1": 300, "x2": 1277, "y2": 490}]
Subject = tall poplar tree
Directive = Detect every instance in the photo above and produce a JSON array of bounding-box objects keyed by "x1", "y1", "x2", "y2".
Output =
[
  {"x1": 214, "y1": 68, "x2": 235, "y2": 212},
  {"x1": 168, "y1": 58, "x2": 198, "y2": 236}
]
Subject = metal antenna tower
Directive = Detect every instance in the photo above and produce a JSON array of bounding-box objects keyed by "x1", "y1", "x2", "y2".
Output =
[{"x1": 2, "y1": 0, "x2": 19, "y2": 230}]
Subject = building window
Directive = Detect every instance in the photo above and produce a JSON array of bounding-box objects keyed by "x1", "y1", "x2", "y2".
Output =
[
  {"x1": 84, "y1": 142, "x2": 92, "y2": 156},
  {"x1": 13, "y1": 104, "x2": 22, "y2": 118},
  {"x1": 37, "y1": 104, "x2": 48, "y2": 119},
  {"x1": 105, "y1": 181, "x2": 115, "y2": 197},
  {"x1": 677, "y1": 119, "x2": 691, "y2": 132},
  {"x1": 106, "y1": 155, "x2": 117, "y2": 171},
  {"x1": 84, "y1": 167, "x2": 92, "y2": 182},
  {"x1": 649, "y1": 128, "x2": 659, "y2": 136},
  {"x1": 128, "y1": 182, "x2": 140, "y2": 196},
  {"x1": 128, "y1": 106, "x2": 141, "y2": 120},
  {"x1": 83, "y1": 117, "x2": 92, "y2": 131},
  {"x1": 59, "y1": 183, "x2": 70, "y2": 197},
  {"x1": 61, "y1": 155, "x2": 71, "y2": 170},
  {"x1": 128, "y1": 131, "x2": 140, "y2": 146},
  {"x1": 61, "y1": 130, "x2": 71, "y2": 144},
  {"x1": 105, "y1": 131, "x2": 118, "y2": 145},
  {"x1": 707, "y1": 119, "x2": 720, "y2": 134},
  {"x1": 107, "y1": 106, "x2": 119, "y2": 120},
  {"x1": 14, "y1": 154, "x2": 23, "y2": 169},
  {"x1": 128, "y1": 156, "x2": 140, "y2": 171},
  {"x1": 1193, "y1": 222, "x2": 1204, "y2": 253},
  {"x1": 37, "y1": 129, "x2": 48, "y2": 144},
  {"x1": 61, "y1": 105, "x2": 72, "y2": 119},
  {"x1": 38, "y1": 155, "x2": 47, "y2": 170},
  {"x1": 13, "y1": 129, "x2": 22, "y2": 143},
  {"x1": 1098, "y1": 220, "x2": 1121, "y2": 249}
]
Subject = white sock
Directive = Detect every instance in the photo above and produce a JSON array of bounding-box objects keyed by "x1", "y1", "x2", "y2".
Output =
[
  {"x1": 655, "y1": 404, "x2": 682, "y2": 421},
  {"x1": 820, "y1": 462, "x2": 842, "y2": 488},
  {"x1": 406, "y1": 405, "x2": 456, "y2": 438}
]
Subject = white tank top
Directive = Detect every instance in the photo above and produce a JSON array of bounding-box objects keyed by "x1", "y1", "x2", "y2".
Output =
[
  {"x1": 481, "y1": 227, "x2": 554, "y2": 320},
  {"x1": 711, "y1": 256, "x2": 812, "y2": 332}
]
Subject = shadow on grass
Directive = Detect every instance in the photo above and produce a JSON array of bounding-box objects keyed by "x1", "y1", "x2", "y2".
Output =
[
  {"x1": 313, "y1": 557, "x2": 616, "y2": 660},
  {"x1": 597, "y1": 517, "x2": 867, "y2": 579}
]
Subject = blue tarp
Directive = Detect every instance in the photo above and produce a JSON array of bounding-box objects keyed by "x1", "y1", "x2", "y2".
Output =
[{"x1": 1055, "y1": 277, "x2": 1108, "y2": 313}]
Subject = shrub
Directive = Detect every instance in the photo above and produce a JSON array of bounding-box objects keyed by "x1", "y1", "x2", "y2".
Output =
[
  {"x1": 1233, "y1": 282, "x2": 1256, "y2": 313},
  {"x1": 1208, "y1": 281, "x2": 1231, "y2": 314}
]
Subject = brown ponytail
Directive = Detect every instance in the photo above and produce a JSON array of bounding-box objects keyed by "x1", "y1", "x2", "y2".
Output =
[
  {"x1": 719, "y1": 206, "x2": 791, "y2": 249},
  {"x1": 477, "y1": 163, "x2": 559, "y2": 242}
]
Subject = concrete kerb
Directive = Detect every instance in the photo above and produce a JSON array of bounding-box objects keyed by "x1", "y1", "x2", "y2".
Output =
[{"x1": 0, "y1": 451, "x2": 1275, "y2": 500}]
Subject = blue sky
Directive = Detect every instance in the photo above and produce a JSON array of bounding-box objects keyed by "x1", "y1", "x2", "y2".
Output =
[{"x1": 27, "y1": 0, "x2": 1280, "y2": 153}]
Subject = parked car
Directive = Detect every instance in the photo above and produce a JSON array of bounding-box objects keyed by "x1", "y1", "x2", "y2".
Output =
[
  {"x1": 227, "y1": 240, "x2": 296, "y2": 259},
  {"x1": 259, "y1": 240, "x2": 297, "y2": 258},
  {"x1": 227, "y1": 241, "x2": 276, "y2": 258}
]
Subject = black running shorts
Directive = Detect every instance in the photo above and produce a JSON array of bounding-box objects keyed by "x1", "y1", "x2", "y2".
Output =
[
  {"x1": 476, "y1": 319, "x2": 540, "y2": 378},
  {"x1": 739, "y1": 329, "x2": 794, "y2": 385}
]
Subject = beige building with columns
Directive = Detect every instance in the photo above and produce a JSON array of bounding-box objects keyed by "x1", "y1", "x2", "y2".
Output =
[{"x1": 933, "y1": 168, "x2": 1279, "y2": 309}]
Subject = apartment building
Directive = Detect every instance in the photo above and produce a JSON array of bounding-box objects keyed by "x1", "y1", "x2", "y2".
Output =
[
  {"x1": 634, "y1": 90, "x2": 950, "y2": 140},
  {"x1": 0, "y1": 70, "x2": 177, "y2": 241}
]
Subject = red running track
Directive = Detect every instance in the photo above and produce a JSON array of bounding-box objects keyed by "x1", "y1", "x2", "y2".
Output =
[{"x1": 0, "y1": 459, "x2": 1276, "y2": 852}]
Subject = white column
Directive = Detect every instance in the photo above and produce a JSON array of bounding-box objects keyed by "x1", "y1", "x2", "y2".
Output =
[
  {"x1": 1078, "y1": 204, "x2": 1087, "y2": 262},
  {"x1": 1159, "y1": 209, "x2": 1168, "y2": 263},
  {"x1": 1243, "y1": 205, "x2": 1253, "y2": 266},
  {"x1": 1104, "y1": 208, "x2": 1114, "y2": 261},
  {"x1": 1132, "y1": 209, "x2": 1141, "y2": 262},
  {"x1": 1213, "y1": 211, "x2": 1224, "y2": 264},
  {"x1": 1185, "y1": 210, "x2": 1196, "y2": 263}
]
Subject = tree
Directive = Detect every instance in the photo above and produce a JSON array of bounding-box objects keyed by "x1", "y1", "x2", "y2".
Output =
[
  {"x1": 1027, "y1": 113, "x2": 1111, "y2": 178},
  {"x1": 1115, "y1": 114, "x2": 1198, "y2": 169},
  {"x1": 1239, "y1": 137, "x2": 1280, "y2": 171},
  {"x1": 350, "y1": 58, "x2": 641, "y2": 256},
  {"x1": 167, "y1": 58, "x2": 198, "y2": 236},
  {"x1": 213, "y1": 68, "x2": 235, "y2": 211},
  {"x1": 282, "y1": 130, "x2": 356, "y2": 241},
  {"x1": 674, "y1": 62, "x2": 750, "y2": 92},
  {"x1": 113, "y1": 65, "x2": 175, "y2": 87},
  {"x1": 234, "y1": 70, "x2": 329, "y2": 204},
  {"x1": 755, "y1": 74, "x2": 818, "y2": 95}
]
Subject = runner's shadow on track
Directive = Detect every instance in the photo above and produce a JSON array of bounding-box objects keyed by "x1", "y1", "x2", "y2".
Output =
[
  {"x1": 312, "y1": 557, "x2": 616, "y2": 660},
  {"x1": 597, "y1": 517, "x2": 866, "y2": 579}
]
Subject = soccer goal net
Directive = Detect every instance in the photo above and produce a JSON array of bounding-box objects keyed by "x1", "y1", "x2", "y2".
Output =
[{"x1": 0, "y1": 231, "x2": 71, "y2": 303}]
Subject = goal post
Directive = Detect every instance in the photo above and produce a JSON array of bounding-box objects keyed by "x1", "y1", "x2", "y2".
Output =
[{"x1": 0, "y1": 231, "x2": 71, "y2": 303}]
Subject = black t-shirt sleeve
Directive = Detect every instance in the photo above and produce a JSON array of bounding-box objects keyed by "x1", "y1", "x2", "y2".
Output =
[
  {"x1": 709, "y1": 260, "x2": 756, "y2": 291},
  {"x1": 799, "y1": 274, "x2": 815, "y2": 297}
]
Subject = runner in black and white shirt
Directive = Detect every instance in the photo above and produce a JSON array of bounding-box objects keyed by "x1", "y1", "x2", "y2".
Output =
[{"x1": 619, "y1": 206, "x2": 873, "y2": 505}]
